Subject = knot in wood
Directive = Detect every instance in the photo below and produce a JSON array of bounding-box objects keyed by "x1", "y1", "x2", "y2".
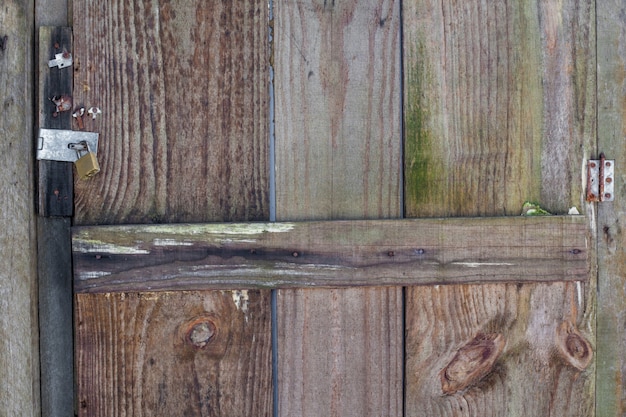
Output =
[
  {"x1": 556, "y1": 321, "x2": 592, "y2": 370},
  {"x1": 440, "y1": 333, "x2": 505, "y2": 394},
  {"x1": 186, "y1": 319, "x2": 216, "y2": 349}
]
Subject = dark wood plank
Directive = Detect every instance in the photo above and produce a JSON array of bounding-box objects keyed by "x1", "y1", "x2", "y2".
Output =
[
  {"x1": 0, "y1": 2, "x2": 39, "y2": 415},
  {"x1": 37, "y1": 26, "x2": 75, "y2": 417},
  {"x1": 72, "y1": 216, "x2": 589, "y2": 292},
  {"x1": 37, "y1": 26, "x2": 73, "y2": 217},
  {"x1": 76, "y1": 291, "x2": 272, "y2": 416},
  {"x1": 72, "y1": 0, "x2": 269, "y2": 225},
  {"x1": 38, "y1": 216, "x2": 74, "y2": 417},
  {"x1": 403, "y1": 0, "x2": 596, "y2": 415},
  {"x1": 72, "y1": 1, "x2": 273, "y2": 415},
  {"x1": 274, "y1": 0, "x2": 403, "y2": 414},
  {"x1": 597, "y1": 1, "x2": 626, "y2": 414}
]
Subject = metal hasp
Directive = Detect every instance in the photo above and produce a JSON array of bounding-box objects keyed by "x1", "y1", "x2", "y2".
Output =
[
  {"x1": 586, "y1": 153, "x2": 614, "y2": 202},
  {"x1": 37, "y1": 128, "x2": 99, "y2": 162}
]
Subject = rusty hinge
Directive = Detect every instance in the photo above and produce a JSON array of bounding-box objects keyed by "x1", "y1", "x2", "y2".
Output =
[{"x1": 586, "y1": 153, "x2": 614, "y2": 202}]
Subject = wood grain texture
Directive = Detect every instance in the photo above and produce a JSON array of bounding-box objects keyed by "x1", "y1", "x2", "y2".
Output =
[
  {"x1": 72, "y1": 2, "x2": 273, "y2": 415},
  {"x1": 277, "y1": 287, "x2": 402, "y2": 416},
  {"x1": 72, "y1": 0, "x2": 269, "y2": 225},
  {"x1": 72, "y1": 216, "x2": 589, "y2": 292},
  {"x1": 274, "y1": 0, "x2": 402, "y2": 221},
  {"x1": 403, "y1": 0, "x2": 596, "y2": 415},
  {"x1": 406, "y1": 283, "x2": 594, "y2": 417},
  {"x1": 596, "y1": 1, "x2": 626, "y2": 414},
  {"x1": 0, "y1": 2, "x2": 39, "y2": 416},
  {"x1": 76, "y1": 291, "x2": 272, "y2": 417},
  {"x1": 404, "y1": 0, "x2": 596, "y2": 217},
  {"x1": 37, "y1": 26, "x2": 73, "y2": 216},
  {"x1": 274, "y1": 0, "x2": 402, "y2": 415}
]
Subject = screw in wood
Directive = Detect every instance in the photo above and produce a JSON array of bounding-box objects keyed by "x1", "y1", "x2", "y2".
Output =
[{"x1": 72, "y1": 107, "x2": 85, "y2": 130}]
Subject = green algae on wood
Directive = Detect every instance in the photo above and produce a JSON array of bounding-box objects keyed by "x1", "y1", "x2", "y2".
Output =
[{"x1": 404, "y1": 40, "x2": 445, "y2": 217}]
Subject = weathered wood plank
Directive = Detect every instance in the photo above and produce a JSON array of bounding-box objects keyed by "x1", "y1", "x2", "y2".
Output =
[
  {"x1": 597, "y1": 1, "x2": 626, "y2": 414},
  {"x1": 38, "y1": 217, "x2": 73, "y2": 417},
  {"x1": 72, "y1": 0, "x2": 269, "y2": 224},
  {"x1": 72, "y1": 216, "x2": 589, "y2": 292},
  {"x1": 37, "y1": 26, "x2": 75, "y2": 417},
  {"x1": 72, "y1": 1, "x2": 273, "y2": 415},
  {"x1": 274, "y1": 0, "x2": 402, "y2": 220},
  {"x1": 406, "y1": 282, "x2": 594, "y2": 416},
  {"x1": 404, "y1": 0, "x2": 595, "y2": 218},
  {"x1": 403, "y1": 0, "x2": 596, "y2": 415},
  {"x1": 0, "y1": 2, "x2": 39, "y2": 416},
  {"x1": 35, "y1": 0, "x2": 68, "y2": 27},
  {"x1": 37, "y1": 26, "x2": 73, "y2": 216},
  {"x1": 76, "y1": 291, "x2": 272, "y2": 416},
  {"x1": 274, "y1": 0, "x2": 402, "y2": 415}
]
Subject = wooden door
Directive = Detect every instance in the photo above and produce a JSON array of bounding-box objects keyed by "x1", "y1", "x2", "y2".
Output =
[{"x1": 68, "y1": 0, "x2": 597, "y2": 416}]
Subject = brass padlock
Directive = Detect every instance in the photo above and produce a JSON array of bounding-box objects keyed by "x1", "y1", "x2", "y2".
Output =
[{"x1": 72, "y1": 141, "x2": 100, "y2": 180}]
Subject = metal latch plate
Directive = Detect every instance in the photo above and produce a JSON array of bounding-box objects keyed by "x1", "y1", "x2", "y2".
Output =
[
  {"x1": 37, "y1": 128, "x2": 99, "y2": 162},
  {"x1": 48, "y1": 52, "x2": 73, "y2": 69},
  {"x1": 586, "y1": 156, "x2": 614, "y2": 202}
]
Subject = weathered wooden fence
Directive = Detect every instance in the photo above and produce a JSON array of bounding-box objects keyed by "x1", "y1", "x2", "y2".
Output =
[{"x1": 2, "y1": 0, "x2": 626, "y2": 416}]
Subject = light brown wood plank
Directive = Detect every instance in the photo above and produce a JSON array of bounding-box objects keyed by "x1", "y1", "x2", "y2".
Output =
[
  {"x1": 0, "y1": 2, "x2": 39, "y2": 416},
  {"x1": 72, "y1": 0, "x2": 269, "y2": 225},
  {"x1": 403, "y1": 0, "x2": 596, "y2": 415},
  {"x1": 274, "y1": 0, "x2": 402, "y2": 415},
  {"x1": 277, "y1": 287, "x2": 402, "y2": 416},
  {"x1": 597, "y1": 1, "x2": 626, "y2": 414},
  {"x1": 72, "y1": 2, "x2": 273, "y2": 415},
  {"x1": 404, "y1": 0, "x2": 595, "y2": 218},
  {"x1": 274, "y1": 0, "x2": 402, "y2": 221},
  {"x1": 76, "y1": 291, "x2": 272, "y2": 416},
  {"x1": 405, "y1": 283, "x2": 594, "y2": 417},
  {"x1": 72, "y1": 216, "x2": 589, "y2": 292}
]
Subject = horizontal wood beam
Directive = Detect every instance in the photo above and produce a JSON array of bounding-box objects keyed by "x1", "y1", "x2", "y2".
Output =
[{"x1": 73, "y1": 216, "x2": 589, "y2": 293}]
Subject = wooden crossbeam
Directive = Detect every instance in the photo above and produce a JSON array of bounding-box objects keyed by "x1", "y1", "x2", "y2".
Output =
[{"x1": 73, "y1": 216, "x2": 589, "y2": 293}]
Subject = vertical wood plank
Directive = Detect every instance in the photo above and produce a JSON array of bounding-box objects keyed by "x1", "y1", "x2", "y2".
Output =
[
  {"x1": 72, "y1": 2, "x2": 273, "y2": 416},
  {"x1": 404, "y1": 0, "x2": 595, "y2": 217},
  {"x1": 275, "y1": 0, "x2": 402, "y2": 221},
  {"x1": 403, "y1": 0, "x2": 596, "y2": 415},
  {"x1": 0, "y1": 2, "x2": 39, "y2": 416},
  {"x1": 274, "y1": 0, "x2": 402, "y2": 415},
  {"x1": 597, "y1": 1, "x2": 626, "y2": 414},
  {"x1": 37, "y1": 26, "x2": 75, "y2": 417},
  {"x1": 72, "y1": 0, "x2": 269, "y2": 224},
  {"x1": 36, "y1": 25, "x2": 73, "y2": 217},
  {"x1": 76, "y1": 291, "x2": 272, "y2": 416}
]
